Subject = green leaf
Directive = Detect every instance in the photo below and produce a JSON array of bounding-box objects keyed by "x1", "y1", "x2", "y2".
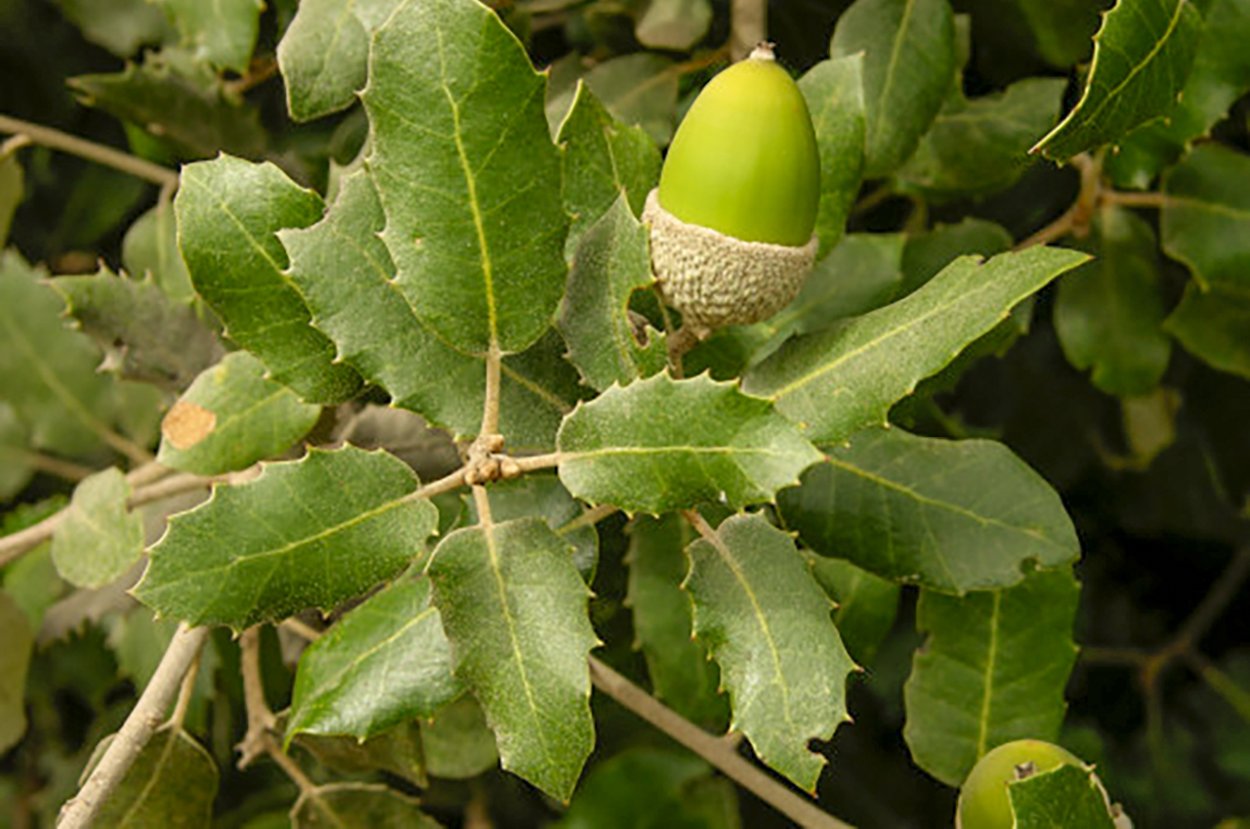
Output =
[
  {"x1": 135, "y1": 446, "x2": 437, "y2": 629},
  {"x1": 557, "y1": 196, "x2": 666, "y2": 392},
  {"x1": 419, "y1": 695, "x2": 499, "y2": 780},
  {"x1": 427, "y1": 517, "x2": 597, "y2": 802},
  {"x1": 363, "y1": 0, "x2": 568, "y2": 355},
  {"x1": 90, "y1": 726, "x2": 218, "y2": 826},
  {"x1": 1164, "y1": 281, "x2": 1250, "y2": 379},
  {"x1": 685, "y1": 513, "x2": 854, "y2": 791},
  {"x1": 1054, "y1": 206, "x2": 1171, "y2": 396},
  {"x1": 50, "y1": 468, "x2": 144, "y2": 589},
  {"x1": 288, "y1": 572, "x2": 462, "y2": 742},
  {"x1": 903, "y1": 567, "x2": 1079, "y2": 786},
  {"x1": 1162, "y1": 142, "x2": 1250, "y2": 289},
  {"x1": 779, "y1": 428, "x2": 1079, "y2": 594},
  {"x1": 157, "y1": 351, "x2": 321, "y2": 475},
  {"x1": 557, "y1": 747, "x2": 725, "y2": 829},
  {"x1": 900, "y1": 218, "x2": 1013, "y2": 296},
  {"x1": 1032, "y1": 0, "x2": 1202, "y2": 161},
  {"x1": 160, "y1": 0, "x2": 262, "y2": 73},
  {"x1": 291, "y1": 783, "x2": 442, "y2": 828},
  {"x1": 277, "y1": 0, "x2": 402, "y2": 121},
  {"x1": 742, "y1": 247, "x2": 1090, "y2": 444},
  {"x1": 895, "y1": 77, "x2": 1065, "y2": 200},
  {"x1": 557, "y1": 373, "x2": 823, "y2": 514},
  {"x1": 69, "y1": 49, "x2": 268, "y2": 159},
  {"x1": 830, "y1": 0, "x2": 958, "y2": 178},
  {"x1": 0, "y1": 403, "x2": 34, "y2": 501},
  {"x1": 1009, "y1": 763, "x2": 1117, "y2": 829},
  {"x1": 634, "y1": 0, "x2": 713, "y2": 50},
  {"x1": 584, "y1": 54, "x2": 680, "y2": 146},
  {"x1": 804, "y1": 554, "x2": 900, "y2": 665},
  {"x1": 293, "y1": 722, "x2": 427, "y2": 788},
  {"x1": 122, "y1": 201, "x2": 196, "y2": 305},
  {"x1": 56, "y1": 0, "x2": 174, "y2": 57},
  {"x1": 1003, "y1": 0, "x2": 1107, "y2": 67},
  {"x1": 52, "y1": 265, "x2": 222, "y2": 390},
  {"x1": 799, "y1": 54, "x2": 867, "y2": 256},
  {"x1": 555, "y1": 81, "x2": 661, "y2": 259},
  {"x1": 625, "y1": 515, "x2": 727, "y2": 727},
  {"x1": 0, "y1": 590, "x2": 33, "y2": 753},
  {"x1": 0, "y1": 152, "x2": 22, "y2": 247},
  {"x1": 176, "y1": 154, "x2": 362, "y2": 403}
]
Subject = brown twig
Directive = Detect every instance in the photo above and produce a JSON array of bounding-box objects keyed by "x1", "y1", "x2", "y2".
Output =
[
  {"x1": 237, "y1": 626, "x2": 277, "y2": 769},
  {"x1": 0, "y1": 113, "x2": 179, "y2": 189}
]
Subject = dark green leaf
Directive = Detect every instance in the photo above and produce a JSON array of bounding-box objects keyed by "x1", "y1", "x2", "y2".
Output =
[
  {"x1": 900, "y1": 219, "x2": 1013, "y2": 296},
  {"x1": 291, "y1": 783, "x2": 442, "y2": 828},
  {"x1": 1009, "y1": 763, "x2": 1117, "y2": 829},
  {"x1": 293, "y1": 722, "x2": 426, "y2": 788},
  {"x1": 50, "y1": 468, "x2": 144, "y2": 589},
  {"x1": 0, "y1": 403, "x2": 33, "y2": 501},
  {"x1": 0, "y1": 153, "x2": 22, "y2": 247},
  {"x1": 1162, "y1": 142, "x2": 1250, "y2": 288},
  {"x1": 90, "y1": 726, "x2": 218, "y2": 826},
  {"x1": 799, "y1": 54, "x2": 866, "y2": 256},
  {"x1": 160, "y1": 0, "x2": 262, "y2": 73},
  {"x1": 56, "y1": 0, "x2": 174, "y2": 56},
  {"x1": 122, "y1": 201, "x2": 196, "y2": 305},
  {"x1": 0, "y1": 590, "x2": 32, "y2": 753},
  {"x1": 557, "y1": 747, "x2": 726, "y2": 829},
  {"x1": 420, "y1": 695, "x2": 499, "y2": 779},
  {"x1": 804, "y1": 554, "x2": 900, "y2": 665},
  {"x1": 1164, "y1": 281, "x2": 1250, "y2": 378}
]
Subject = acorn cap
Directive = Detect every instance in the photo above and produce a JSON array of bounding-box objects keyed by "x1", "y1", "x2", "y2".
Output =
[{"x1": 643, "y1": 188, "x2": 818, "y2": 334}]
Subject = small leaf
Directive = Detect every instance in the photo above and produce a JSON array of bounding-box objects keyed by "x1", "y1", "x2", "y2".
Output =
[
  {"x1": 0, "y1": 403, "x2": 34, "y2": 501},
  {"x1": 122, "y1": 201, "x2": 196, "y2": 305},
  {"x1": 160, "y1": 0, "x2": 262, "y2": 73},
  {"x1": 799, "y1": 54, "x2": 867, "y2": 256},
  {"x1": 1032, "y1": 0, "x2": 1202, "y2": 161},
  {"x1": 743, "y1": 247, "x2": 1089, "y2": 444},
  {"x1": 0, "y1": 590, "x2": 33, "y2": 753},
  {"x1": 830, "y1": 0, "x2": 958, "y2": 178},
  {"x1": 57, "y1": 0, "x2": 174, "y2": 57},
  {"x1": 135, "y1": 446, "x2": 437, "y2": 630},
  {"x1": 288, "y1": 572, "x2": 462, "y2": 742},
  {"x1": 428, "y1": 518, "x2": 597, "y2": 802},
  {"x1": 293, "y1": 722, "x2": 426, "y2": 788},
  {"x1": 779, "y1": 428, "x2": 1079, "y2": 594},
  {"x1": 0, "y1": 152, "x2": 22, "y2": 247},
  {"x1": 176, "y1": 154, "x2": 362, "y2": 403},
  {"x1": 558, "y1": 373, "x2": 823, "y2": 514},
  {"x1": 291, "y1": 782, "x2": 442, "y2": 829},
  {"x1": 1055, "y1": 205, "x2": 1171, "y2": 396},
  {"x1": 51, "y1": 468, "x2": 144, "y2": 589},
  {"x1": 584, "y1": 54, "x2": 680, "y2": 146},
  {"x1": 1009, "y1": 764, "x2": 1118, "y2": 829},
  {"x1": 157, "y1": 351, "x2": 321, "y2": 475},
  {"x1": 364, "y1": 0, "x2": 568, "y2": 355},
  {"x1": 685, "y1": 513, "x2": 854, "y2": 791},
  {"x1": 557, "y1": 196, "x2": 666, "y2": 392},
  {"x1": 1162, "y1": 142, "x2": 1250, "y2": 289},
  {"x1": 420, "y1": 695, "x2": 500, "y2": 780},
  {"x1": 557, "y1": 747, "x2": 719, "y2": 829},
  {"x1": 804, "y1": 554, "x2": 900, "y2": 665},
  {"x1": 1164, "y1": 281, "x2": 1250, "y2": 379},
  {"x1": 88, "y1": 726, "x2": 218, "y2": 826},
  {"x1": 900, "y1": 218, "x2": 1013, "y2": 296},
  {"x1": 903, "y1": 567, "x2": 1080, "y2": 786},
  {"x1": 634, "y1": 0, "x2": 713, "y2": 50}
]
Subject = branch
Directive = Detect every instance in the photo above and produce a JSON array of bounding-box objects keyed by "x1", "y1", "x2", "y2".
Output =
[
  {"x1": 57, "y1": 624, "x2": 209, "y2": 828},
  {"x1": 0, "y1": 113, "x2": 179, "y2": 189},
  {"x1": 730, "y1": 0, "x2": 768, "y2": 61},
  {"x1": 237, "y1": 626, "x2": 277, "y2": 769},
  {"x1": 588, "y1": 657, "x2": 853, "y2": 829}
]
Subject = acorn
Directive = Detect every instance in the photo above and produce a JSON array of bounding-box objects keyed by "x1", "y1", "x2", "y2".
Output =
[{"x1": 643, "y1": 43, "x2": 820, "y2": 335}]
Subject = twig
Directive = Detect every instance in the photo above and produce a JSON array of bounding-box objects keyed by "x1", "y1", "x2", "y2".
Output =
[
  {"x1": 666, "y1": 324, "x2": 700, "y2": 379},
  {"x1": 482, "y1": 340, "x2": 503, "y2": 438},
  {"x1": 588, "y1": 656, "x2": 852, "y2": 829},
  {"x1": 1171, "y1": 546, "x2": 1250, "y2": 652},
  {"x1": 0, "y1": 113, "x2": 179, "y2": 189},
  {"x1": 262, "y1": 733, "x2": 318, "y2": 794},
  {"x1": 167, "y1": 649, "x2": 202, "y2": 729},
  {"x1": 1, "y1": 133, "x2": 32, "y2": 158},
  {"x1": 57, "y1": 624, "x2": 209, "y2": 828},
  {"x1": 557, "y1": 503, "x2": 618, "y2": 535},
  {"x1": 223, "y1": 56, "x2": 279, "y2": 96},
  {"x1": 9, "y1": 450, "x2": 94, "y2": 483},
  {"x1": 280, "y1": 617, "x2": 323, "y2": 642},
  {"x1": 1101, "y1": 190, "x2": 1171, "y2": 209},
  {"x1": 237, "y1": 626, "x2": 277, "y2": 769}
]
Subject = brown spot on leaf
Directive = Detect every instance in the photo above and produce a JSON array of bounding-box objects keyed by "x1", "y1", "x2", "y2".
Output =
[{"x1": 162, "y1": 401, "x2": 216, "y2": 450}]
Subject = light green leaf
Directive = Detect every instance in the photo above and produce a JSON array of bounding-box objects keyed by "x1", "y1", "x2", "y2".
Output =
[
  {"x1": 419, "y1": 695, "x2": 499, "y2": 780},
  {"x1": 1162, "y1": 142, "x2": 1250, "y2": 289},
  {"x1": 625, "y1": 515, "x2": 727, "y2": 727},
  {"x1": 176, "y1": 154, "x2": 362, "y2": 404},
  {"x1": 0, "y1": 590, "x2": 33, "y2": 753},
  {"x1": 427, "y1": 517, "x2": 597, "y2": 802},
  {"x1": 50, "y1": 468, "x2": 144, "y2": 589},
  {"x1": 160, "y1": 0, "x2": 262, "y2": 73},
  {"x1": 904, "y1": 567, "x2": 1079, "y2": 786},
  {"x1": 157, "y1": 351, "x2": 321, "y2": 475},
  {"x1": 89, "y1": 726, "x2": 218, "y2": 826},
  {"x1": 779, "y1": 428, "x2": 1079, "y2": 594},
  {"x1": 1032, "y1": 0, "x2": 1202, "y2": 161},
  {"x1": 799, "y1": 54, "x2": 867, "y2": 256},
  {"x1": 56, "y1": 0, "x2": 174, "y2": 57},
  {"x1": 134, "y1": 446, "x2": 437, "y2": 630},
  {"x1": 1055, "y1": 206, "x2": 1171, "y2": 396},
  {"x1": 804, "y1": 554, "x2": 900, "y2": 665},
  {"x1": 122, "y1": 201, "x2": 196, "y2": 305},
  {"x1": 0, "y1": 403, "x2": 34, "y2": 501},
  {"x1": 557, "y1": 196, "x2": 666, "y2": 392},
  {"x1": 291, "y1": 782, "x2": 441, "y2": 828},
  {"x1": 557, "y1": 373, "x2": 823, "y2": 514},
  {"x1": 584, "y1": 53, "x2": 680, "y2": 146},
  {"x1": 556, "y1": 81, "x2": 661, "y2": 259},
  {"x1": 635, "y1": 0, "x2": 713, "y2": 50},
  {"x1": 293, "y1": 722, "x2": 426, "y2": 788},
  {"x1": 288, "y1": 573, "x2": 462, "y2": 742},
  {"x1": 363, "y1": 0, "x2": 568, "y2": 355},
  {"x1": 1165, "y1": 281, "x2": 1250, "y2": 379},
  {"x1": 685, "y1": 513, "x2": 854, "y2": 791},
  {"x1": 830, "y1": 0, "x2": 958, "y2": 178},
  {"x1": 1009, "y1": 764, "x2": 1117, "y2": 829},
  {"x1": 0, "y1": 153, "x2": 22, "y2": 247},
  {"x1": 743, "y1": 247, "x2": 1089, "y2": 444}
]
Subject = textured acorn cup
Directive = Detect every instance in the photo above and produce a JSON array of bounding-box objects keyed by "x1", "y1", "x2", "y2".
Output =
[{"x1": 645, "y1": 43, "x2": 820, "y2": 333}]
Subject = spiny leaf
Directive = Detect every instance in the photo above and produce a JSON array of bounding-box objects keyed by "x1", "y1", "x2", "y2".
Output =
[
  {"x1": 89, "y1": 726, "x2": 218, "y2": 826},
  {"x1": 1009, "y1": 764, "x2": 1118, "y2": 829}
]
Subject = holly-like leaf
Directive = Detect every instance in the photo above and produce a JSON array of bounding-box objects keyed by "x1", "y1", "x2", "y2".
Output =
[
  {"x1": 557, "y1": 373, "x2": 823, "y2": 514},
  {"x1": 134, "y1": 446, "x2": 437, "y2": 629},
  {"x1": 804, "y1": 554, "x2": 900, "y2": 665},
  {"x1": 799, "y1": 55, "x2": 866, "y2": 257},
  {"x1": 903, "y1": 567, "x2": 1080, "y2": 786},
  {"x1": 89, "y1": 726, "x2": 218, "y2": 826},
  {"x1": 176, "y1": 155, "x2": 362, "y2": 404},
  {"x1": 427, "y1": 517, "x2": 597, "y2": 802},
  {"x1": 634, "y1": 0, "x2": 713, "y2": 50},
  {"x1": 1055, "y1": 206, "x2": 1171, "y2": 396},
  {"x1": 1165, "y1": 282, "x2": 1250, "y2": 379},
  {"x1": 0, "y1": 590, "x2": 33, "y2": 753},
  {"x1": 1032, "y1": 0, "x2": 1202, "y2": 161},
  {"x1": 363, "y1": 0, "x2": 568, "y2": 355},
  {"x1": 685, "y1": 513, "x2": 854, "y2": 791},
  {"x1": 780, "y1": 428, "x2": 1079, "y2": 594},
  {"x1": 1009, "y1": 763, "x2": 1118, "y2": 829},
  {"x1": 160, "y1": 0, "x2": 262, "y2": 73},
  {"x1": 1162, "y1": 142, "x2": 1250, "y2": 289},
  {"x1": 830, "y1": 0, "x2": 957, "y2": 178},
  {"x1": 584, "y1": 54, "x2": 680, "y2": 147},
  {"x1": 50, "y1": 468, "x2": 143, "y2": 589},
  {"x1": 288, "y1": 572, "x2": 462, "y2": 742},
  {"x1": 419, "y1": 695, "x2": 499, "y2": 780},
  {"x1": 625, "y1": 515, "x2": 727, "y2": 727},
  {"x1": 52, "y1": 265, "x2": 222, "y2": 390},
  {"x1": 556, "y1": 81, "x2": 661, "y2": 259},
  {"x1": 291, "y1": 783, "x2": 442, "y2": 828},
  {"x1": 157, "y1": 351, "x2": 321, "y2": 475},
  {"x1": 743, "y1": 247, "x2": 1089, "y2": 444},
  {"x1": 122, "y1": 201, "x2": 196, "y2": 305},
  {"x1": 557, "y1": 196, "x2": 666, "y2": 392}
]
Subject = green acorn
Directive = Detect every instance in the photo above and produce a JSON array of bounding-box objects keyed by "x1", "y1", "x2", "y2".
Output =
[{"x1": 643, "y1": 43, "x2": 820, "y2": 334}]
